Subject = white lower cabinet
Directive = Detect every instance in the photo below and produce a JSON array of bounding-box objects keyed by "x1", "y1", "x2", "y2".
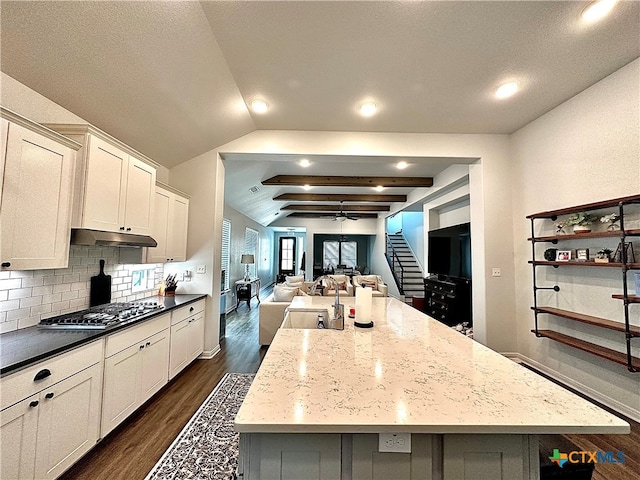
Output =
[
  {"x1": 101, "y1": 314, "x2": 170, "y2": 437},
  {"x1": 169, "y1": 300, "x2": 205, "y2": 379},
  {"x1": 0, "y1": 342, "x2": 103, "y2": 480}
]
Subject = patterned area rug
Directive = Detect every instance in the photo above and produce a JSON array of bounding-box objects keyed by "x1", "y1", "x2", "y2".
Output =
[{"x1": 145, "y1": 373, "x2": 254, "y2": 480}]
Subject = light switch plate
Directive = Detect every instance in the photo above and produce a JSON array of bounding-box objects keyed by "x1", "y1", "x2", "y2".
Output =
[
  {"x1": 196, "y1": 265, "x2": 206, "y2": 274},
  {"x1": 492, "y1": 267, "x2": 501, "y2": 277}
]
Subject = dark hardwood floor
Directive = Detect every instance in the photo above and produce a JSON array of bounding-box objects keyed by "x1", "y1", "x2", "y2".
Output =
[{"x1": 60, "y1": 291, "x2": 639, "y2": 480}]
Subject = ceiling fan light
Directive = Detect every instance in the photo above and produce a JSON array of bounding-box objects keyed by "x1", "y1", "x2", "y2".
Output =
[
  {"x1": 250, "y1": 99, "x2": 268, "y2": 113},
  {"x1": 581, "y1": 0, "x2": 618, "y2": 22}
]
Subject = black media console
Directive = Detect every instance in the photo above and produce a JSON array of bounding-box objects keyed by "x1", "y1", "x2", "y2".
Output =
[{"x1": 423, "y1": 276, "x2": 472, "y2": 327}]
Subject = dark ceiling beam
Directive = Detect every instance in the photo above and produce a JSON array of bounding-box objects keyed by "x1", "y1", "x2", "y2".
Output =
[
  {"x1": 286, "y1": 212, "x2": 379, "y2": 219},
  {"x1": 281, "y1": 204, "x2": 390, "y2": 212},
  {"x1": 263, "y1": 175, "x2": 433, "y2": 187},
  {"x1": 273, "y1": 193, "x2": 407, "y2": 202}
]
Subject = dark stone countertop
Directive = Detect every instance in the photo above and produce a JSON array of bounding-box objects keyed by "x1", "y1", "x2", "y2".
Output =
[{"x1": 0, "y1": 294, "x2": 207, "y2": 377}]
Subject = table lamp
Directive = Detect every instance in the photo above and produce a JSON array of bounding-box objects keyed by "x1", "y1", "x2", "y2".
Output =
[{"x1": 241, "y1": 254, "x2": 254, "y2": 281}]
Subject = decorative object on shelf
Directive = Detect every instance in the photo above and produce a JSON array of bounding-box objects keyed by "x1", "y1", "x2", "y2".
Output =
[
  {"x1": 554, "y1": 222, "x2": 567, "y2": 234},
  {"x1": 556, "y1": 250, "x2": 571, "y2": 261},
  {"x1": 565, "y1": 212, "x2": 598, "y2": 233},
  {"x1": 600, "y1": 212, "x2": 620, "y2": 231},
  {"x1": 595, "y1": 248, "x2": 612, "y2": 263},
  {"x1": 612, "y1": 242, "x2": 636, "y2": 263},
  {"x1": 575, "y1": 248, "x2": 589, "y2": 261},
  {"x1": 241, "y1": 254, "x2": 255, "y2": 281},
  {"x1": 544, "y1": 248, "x2": 558, "y2": 261}
]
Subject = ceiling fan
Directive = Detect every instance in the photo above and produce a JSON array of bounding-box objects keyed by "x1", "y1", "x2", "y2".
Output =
[{"x1": 330, "y1": 201, "x2": 358, "y2": 222}]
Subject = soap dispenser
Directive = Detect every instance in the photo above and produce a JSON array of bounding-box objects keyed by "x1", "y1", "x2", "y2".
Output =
[{"x1": 354, "y1": 284, "x2": 373, "y2": 328}]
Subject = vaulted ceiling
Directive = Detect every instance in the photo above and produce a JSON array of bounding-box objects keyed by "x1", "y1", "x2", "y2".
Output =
[{"x1": 1, "y1": 1, "x2": 638, "y2": 225}]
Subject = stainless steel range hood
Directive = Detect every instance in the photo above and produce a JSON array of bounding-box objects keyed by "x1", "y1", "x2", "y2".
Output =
[{"x1": 70, "y1": 229, "x2": 157, "y2": 248}]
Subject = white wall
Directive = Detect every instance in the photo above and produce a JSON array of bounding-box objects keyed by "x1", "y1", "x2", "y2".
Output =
[{"x1": 510, "y1": 59, "x2": 640, "y2": 419}]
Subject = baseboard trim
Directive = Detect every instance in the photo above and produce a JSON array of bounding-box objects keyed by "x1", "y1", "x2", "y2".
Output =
[
  {"x1": 199, "y1": 344, "x2": 221, "y2": 360},
  {"x1": 503, "y1": 352, "x2": 640, "y2": 423}
]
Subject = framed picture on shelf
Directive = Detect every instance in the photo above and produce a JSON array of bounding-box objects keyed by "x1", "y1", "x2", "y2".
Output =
[
  {"x1": 576, "y1": 248, "x2": 589, "y2": 261},
  {"x1": 613, "y1": 242, "x2": 636, "y2": 263},
  {"x1": 556, "y1": 250, "x2": 571, "y2": 262}
]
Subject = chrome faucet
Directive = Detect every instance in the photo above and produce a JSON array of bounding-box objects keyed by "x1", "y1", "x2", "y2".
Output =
[{"x1": 310, "y1": 275, "x2": 344, "y2": 330}]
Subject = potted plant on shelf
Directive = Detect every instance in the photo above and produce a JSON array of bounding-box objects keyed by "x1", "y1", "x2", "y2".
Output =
[
  {"x1": 595, "y1": 248, "x2": 613, "y2": 263},
  {"x1": 565, "y1": 212, "x2": 598, "y2": 234},
  {"x1": 600, "y1": 212, "x2": 620, "y2": 231}
]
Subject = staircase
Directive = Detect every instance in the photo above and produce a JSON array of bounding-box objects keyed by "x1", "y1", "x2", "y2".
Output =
[{"x1": 385, "y1": 233, "x2": 425, "y2": 305}]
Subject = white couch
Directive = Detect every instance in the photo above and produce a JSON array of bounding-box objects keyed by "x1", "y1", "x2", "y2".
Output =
[
  {"x1": 352, "y1": 274, "x2": 388, "y2": 297},
  {"x1": 259, "y1": 279, "x2": 315, "y2": 345}
]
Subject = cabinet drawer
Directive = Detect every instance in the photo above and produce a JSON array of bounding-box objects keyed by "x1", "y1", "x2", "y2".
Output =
[
  {"x1": 170, "y1": 299, "x2": 205, "y2": 326},
  {"x1": 105, "y1": 313, "x2": 170, "y2": 357},
  {"x1": 0, "y1": 340, "x2": 104, "y2": 410}
]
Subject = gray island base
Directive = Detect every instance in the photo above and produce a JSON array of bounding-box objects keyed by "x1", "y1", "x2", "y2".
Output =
[{"x1": 235, "y1": 297, "x2": 629, "y2": 480}]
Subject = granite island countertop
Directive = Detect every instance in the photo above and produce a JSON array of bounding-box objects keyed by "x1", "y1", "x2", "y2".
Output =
[
  {"x1": 234, "y1": 296, "x2": 629, "y2": 435},
  {"x1": 0, "y1": 293, "x2": 206, "y2": 376}
]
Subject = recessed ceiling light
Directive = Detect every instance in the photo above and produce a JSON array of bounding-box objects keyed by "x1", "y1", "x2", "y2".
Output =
[
  {"x1": 374, "y1": 185, "x2": 385, "y2": 192},
  {"x1": 299, "y1": 159, "x2": 311, "y2": 168},
  {"x1": 302, "y1": 185, "x2": 312, "y2": 191},
  {"x1": 495, "y1": 81, "x2": 519, "y2": 99},
  {"x1": 359, "y1": 102, "x2": 377, "y2": 117},
  {"x1": 396, "y1": 161, "x2": 408, "y2": 170},
  {"x1": 250, "y1": 99, "x2": 268, "y2": 114},
  {"x1": 581, "y1": 0, "x2": 618, "y2": 23}
]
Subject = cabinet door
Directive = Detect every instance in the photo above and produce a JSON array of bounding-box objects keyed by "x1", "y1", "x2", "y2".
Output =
[
  {"x1": 187, "y1": 312, "x2": 204, "y2": 363},
  {"x1": 82, "y1": 135, "x2": 128, "y2": 232},
  {"x1": 1, "y1": 122, "x2": 75, "y2": 270},
  {"x1": 168, "y1": 194, "x2": 189, "y2": 261},
  {"x1": 34, "y1": 363, "x2": 102, "y2": 480},
  {"x1": 443, "y1": 434, "x2": 535, "y2": 480},
  {"x1": 146, "y1": 187, "x2": 171, "y2": 263},
  {"x1": 169, "y1": 319, "x2": 190, "y2": 380},
  {"x1": 123, "y1": 155, "x2": 156, "y2": 235},
  {"x1": 101, "y1": 344, "x2": 141, "y2": 437},
  {"x1": 0, "y1": 394, "x2": 39, "y2": 480},
  {"x1": 139, "y1": 329, "x2": 169, "y2": 402}
]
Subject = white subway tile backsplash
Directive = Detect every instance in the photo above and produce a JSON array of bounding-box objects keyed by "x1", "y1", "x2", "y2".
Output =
[
  {"x1": 32, "y1": 285, "x2": 53, "y2": 296},
  {"x1": 8, "y1": 288, "x2": 32, "y2": 300},
  {"x1": 0, "y1": 245, "x2": 165, "y2": 332}
]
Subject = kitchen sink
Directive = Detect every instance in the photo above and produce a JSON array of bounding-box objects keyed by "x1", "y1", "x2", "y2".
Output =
[{"x1": 281, "y1": 309, "x2": 331, "y2": 329}]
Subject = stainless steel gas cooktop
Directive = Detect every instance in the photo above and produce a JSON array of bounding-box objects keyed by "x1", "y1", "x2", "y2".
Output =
[{"x1": 38, "y1": 301, "x2": 164, "y2": 329}]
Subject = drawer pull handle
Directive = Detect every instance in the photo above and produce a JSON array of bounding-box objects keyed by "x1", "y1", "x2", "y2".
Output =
[
  {"x1": 120, "y1": 226, "x2": 125, "y2": 231},
  {"x1": 45, "y1": 392, "x2": 54, "y2": 399},
  {"x1": 146, "y1": 342, "x2": 151, "y2": 347},
  {"x1": 140, "y1": 345, "x2": 145, "y2": 350},
  {"x1": 1, "y1": 262, "x2": 10, "y2": 268},
  {"x1": 34, "y1": 369, "x2": 51, "y2": 381},
  {"x1": 29, "y1": 400, "x2": 39, "y2": 408},
  {"x1": 190, "y1": 306, "x2": 194, "y2": 312}
]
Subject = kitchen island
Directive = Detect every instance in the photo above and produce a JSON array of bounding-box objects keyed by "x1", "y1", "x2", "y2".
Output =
[{"x1": 235, "y1": 296, "x2": 629, "y2": 480}]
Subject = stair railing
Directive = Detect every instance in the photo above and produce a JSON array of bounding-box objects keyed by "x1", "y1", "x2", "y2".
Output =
[{"x1": 385, "y1": 233, "x2": 405, "y2": 294}]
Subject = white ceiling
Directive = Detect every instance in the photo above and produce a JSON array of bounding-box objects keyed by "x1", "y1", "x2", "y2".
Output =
[{"x1": 1, "y1": 1, "x2": 638, "y2": 225}]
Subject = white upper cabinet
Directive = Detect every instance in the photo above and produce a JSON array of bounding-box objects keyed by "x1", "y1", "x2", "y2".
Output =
[
  {"x1": 146, "y1": 184, "x2": 189, "y2": 263},
  {"x1": 0, "y1": 109, "x2": 80, "y2": 270},
  {"x1": 45, "y1": 124, "x2": 158, "y2": 236}
]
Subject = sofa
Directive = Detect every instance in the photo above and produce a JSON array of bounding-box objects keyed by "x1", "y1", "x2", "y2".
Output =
[
  {"x1": 259, "y1": 276, "x2": 315, "y2": 345},
  {"x1": 352, "y1": 274, "x2": 388, "y2": 297},
  {"x1": 321, "y1": 274, "x2": 354, "y2": 297}
]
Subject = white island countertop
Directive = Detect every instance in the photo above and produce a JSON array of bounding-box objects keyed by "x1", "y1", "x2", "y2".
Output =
[{"x1": 235, "y1": 296, "x2": 629, "y2": 435}]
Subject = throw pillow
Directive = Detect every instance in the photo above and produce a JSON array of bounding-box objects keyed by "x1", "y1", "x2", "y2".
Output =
[
  {"x1": 285, "y1": 281, "x2": 303, "y2": 288},
  {"x1": 338, "y1": 281, "x2": 347, "y2": 291},
  {"x1": 285, "y1": 275, "x2": 304, "y2": 284},
  {"x1": 273, "y1": 284, "x2": 299, "y2": 302},
  {"x1": 361, "y1": 280, "x2": 378, "y2": 291}
]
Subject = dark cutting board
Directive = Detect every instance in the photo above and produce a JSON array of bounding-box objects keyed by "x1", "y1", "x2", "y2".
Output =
[{"x1": 90, "y1": 259, "x2": 112, "y2": 307}]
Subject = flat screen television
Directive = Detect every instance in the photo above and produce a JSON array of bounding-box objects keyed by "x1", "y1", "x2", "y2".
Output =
[{"x1": 428, "y1": 223, "x2": 472, "y2": 279}]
